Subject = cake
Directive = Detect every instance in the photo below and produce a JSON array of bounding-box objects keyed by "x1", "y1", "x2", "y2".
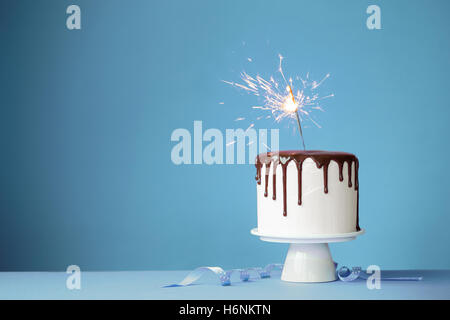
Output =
[{"x1": 255, "y1": 150, "x2": 360, "y2": 237}]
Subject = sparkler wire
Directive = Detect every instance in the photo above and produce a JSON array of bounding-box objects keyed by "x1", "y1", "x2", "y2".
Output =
[{"x1": 295, "y1": 111, "x2": 306, "y2": 150}]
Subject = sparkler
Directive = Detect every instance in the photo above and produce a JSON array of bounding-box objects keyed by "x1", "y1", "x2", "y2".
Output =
[
  {"x1": 287, "y1": 84, "x2": 305, "y2": 150},
  {"x1": 224, "y1": 54, "x2": 333, "y2": 150}
]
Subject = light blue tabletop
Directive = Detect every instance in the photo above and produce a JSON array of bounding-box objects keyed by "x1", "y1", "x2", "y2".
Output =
[{"x1": 0, "y1": 270, "x2": 448, "y2": 300}]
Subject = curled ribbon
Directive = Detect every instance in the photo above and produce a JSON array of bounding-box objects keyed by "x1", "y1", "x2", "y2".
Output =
[
  {"x1": 165, "y1": 263, "x2": 422, "y2": 287},
  {"x1": 164, "y1": 264, "x2": 283, "y2": 287},
  {"x1": 337, "y1": 265, "x2": 423, "y2": 282}
]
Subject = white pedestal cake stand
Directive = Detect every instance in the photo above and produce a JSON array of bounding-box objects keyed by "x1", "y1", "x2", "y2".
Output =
[{"x1": 251, "y1": 228, "x2": 365, "y2": 283}]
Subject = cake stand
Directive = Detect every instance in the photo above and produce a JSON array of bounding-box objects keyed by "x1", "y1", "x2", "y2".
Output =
[{"x1": 251, "y1": 228, "x2": 365, "y2": 283}]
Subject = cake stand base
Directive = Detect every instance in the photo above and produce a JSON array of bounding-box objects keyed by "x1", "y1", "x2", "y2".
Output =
[
  {"x1": 281, "y1": 243, "x2": 336, "y2": 282},
  {"x1": 251, "y1": 228, "x2": 365, "y2": 283}
]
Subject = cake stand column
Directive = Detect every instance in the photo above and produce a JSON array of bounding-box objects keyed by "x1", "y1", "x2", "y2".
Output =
[{"x1": 281, "y1": 243, "x2": 337, "y2": 283}]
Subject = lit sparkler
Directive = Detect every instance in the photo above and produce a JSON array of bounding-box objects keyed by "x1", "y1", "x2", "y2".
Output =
[{"x1": 224, "y1": 54, "x2": 333, "y2": 150}]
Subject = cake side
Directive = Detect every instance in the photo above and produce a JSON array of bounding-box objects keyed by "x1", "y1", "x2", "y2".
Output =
[{"x1": 255, "y1": 150, "x2": 359, "y2": 236}]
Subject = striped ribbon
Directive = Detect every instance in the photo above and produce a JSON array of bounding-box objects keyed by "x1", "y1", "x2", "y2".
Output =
[
  {"x1": 165, "y1": 263, "x2": 422, "y2": 287},
  {"x1": 337, "y1": 265, "x2": 423, "y2": 282},
  {"x1": 164, "y1": 264, "x2": 283, "y2": 287}
]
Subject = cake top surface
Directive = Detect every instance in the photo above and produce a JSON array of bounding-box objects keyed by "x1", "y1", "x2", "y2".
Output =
[
  {"x1": 256, "y1": 150, "x2": 358, "y2": 167},
  {"x1": 261, "y1": 150, "x2": 356, "y2": 156}
]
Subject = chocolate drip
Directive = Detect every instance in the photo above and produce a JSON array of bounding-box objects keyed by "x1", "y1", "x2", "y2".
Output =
[
  {"x1": 272, "y1": 160, "x2": 278, "y2": 200},
  {"x1": 263, "y1": 162, "x2": 271, "y2": 197},
  {"x1": 324, "y1": 163, "x2": 329, "y2": 193},
  {"x1": 347, "y1": 161, "x2": 352, "y2": 187},
  {"x1": 255, "y1": 157, "x2": 262, "y2": 185},
  {"x1": 295, "y1": 159, "x2": 303, "y2": 205},
  {"x1": 338, "y1": 162, "x2": 344, "y2": 182},
  {"x1": 356, "y1": 191, "x2": 360, "y2": 231},
  {"x1": 355, "y1": 159, "x2": 360, "y2": 231},
  {"x1": 281, "y1": 162, "x2": 289, "y2": 216},
  {"x1": 314, "y1": 160, "x2": 331, "y2": 194},
  {"x1": 255, "y1": 150, "x2": 360, "y2": 230},
  {"x1": 279, "y1": 158, "x2": 294, "y2": 216}
]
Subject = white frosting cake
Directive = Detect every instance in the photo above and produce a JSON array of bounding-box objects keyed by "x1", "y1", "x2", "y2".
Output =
[{"x1": 255, "y1": 150, "x2": 359, "y2": 237}]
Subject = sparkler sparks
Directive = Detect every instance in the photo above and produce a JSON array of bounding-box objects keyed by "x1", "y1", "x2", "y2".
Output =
[{"x1": 224, "y1": 54, "x2": 333, "y2": 149}]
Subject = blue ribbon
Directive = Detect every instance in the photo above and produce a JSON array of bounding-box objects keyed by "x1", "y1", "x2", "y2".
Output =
[
  {"x1": 165, "y1": 263, "x2": 422, "y2": 287},
  {"x1": 336, "y1": 265, "x2": 423, "y2": 282},
  {"x1": 164, "y1": 264, "x2": 283, "y2": 287}
]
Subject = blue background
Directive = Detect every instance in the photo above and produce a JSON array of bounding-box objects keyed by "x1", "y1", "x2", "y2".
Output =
[{"x1": 1, "y1": 0, "x2": 449, "y2": 271}]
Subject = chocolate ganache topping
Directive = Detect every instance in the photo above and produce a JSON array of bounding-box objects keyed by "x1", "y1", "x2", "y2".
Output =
[{"x1": 255, "y1": 150, "x2": 360, "y2": 230}]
